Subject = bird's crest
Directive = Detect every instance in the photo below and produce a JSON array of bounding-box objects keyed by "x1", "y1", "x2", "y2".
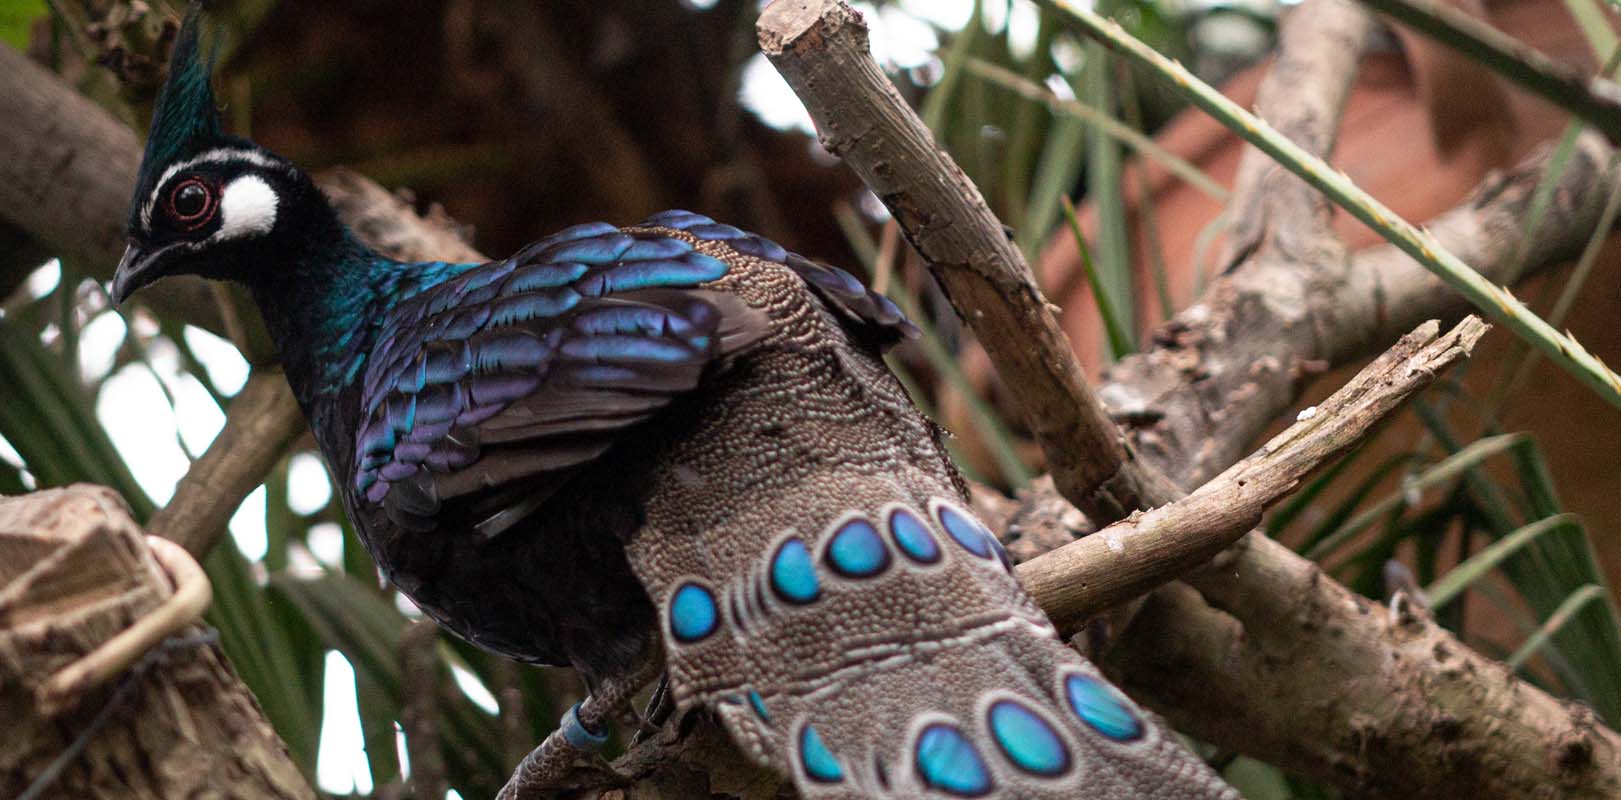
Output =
[{"x1": 129, "y1": 3, "x2": 224, "y2": 230}]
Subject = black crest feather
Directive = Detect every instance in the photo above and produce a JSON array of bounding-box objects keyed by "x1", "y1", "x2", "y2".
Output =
[{"x1": 129, "y1": 3, "x2": 223, "y2": 229}]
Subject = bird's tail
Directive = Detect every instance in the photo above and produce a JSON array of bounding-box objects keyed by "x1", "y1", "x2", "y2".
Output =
[{"x1": 627, "y1": 477, "x2": 1238, "y2": 799}]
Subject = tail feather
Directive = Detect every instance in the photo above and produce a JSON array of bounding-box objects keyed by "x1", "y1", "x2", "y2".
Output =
[{"x1": 627, "y1": 478, "x2": 1237, "y2": 799}]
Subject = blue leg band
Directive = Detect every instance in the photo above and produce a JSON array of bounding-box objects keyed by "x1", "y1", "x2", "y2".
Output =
[{"x1": 560, "y1": 701, "x2": 610, "y2": 751}]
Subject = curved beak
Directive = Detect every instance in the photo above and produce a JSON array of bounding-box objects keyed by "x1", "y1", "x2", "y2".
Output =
[{"x1": 110, "y1": 241, "x2": 180, "y2": 304}]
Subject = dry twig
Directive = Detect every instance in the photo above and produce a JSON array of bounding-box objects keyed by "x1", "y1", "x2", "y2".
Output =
[{"x1": 1020, "y1": 317, "x2": 1488, "y2": 629}]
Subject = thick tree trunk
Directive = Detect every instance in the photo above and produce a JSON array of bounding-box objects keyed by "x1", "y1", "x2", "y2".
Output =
[{"x1": 0, "y1": 485, "x2": 313, "y2": 800}]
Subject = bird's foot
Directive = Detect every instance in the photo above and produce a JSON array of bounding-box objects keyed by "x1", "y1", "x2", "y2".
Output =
[
  {"x1": 497, "y1": 658, "x2": 663, "y2": 799},
  {"x1": 496, "y1": 700, "x2": 627, "y2": 800},
  {"x1": 631, "y1": 674, "x2": 674, "y2": 743}
]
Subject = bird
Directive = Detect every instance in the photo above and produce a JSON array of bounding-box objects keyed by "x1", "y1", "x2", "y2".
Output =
[{"x1": 113, "y1": 7, "x2": 1238, "y2": 799}]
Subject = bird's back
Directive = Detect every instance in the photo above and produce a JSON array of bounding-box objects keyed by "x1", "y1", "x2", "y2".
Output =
[
  {"x1": 616, "y1": 224, "x2": 1235, "y2": 797},
  {"x1": 324, "y1": 211, "x2": 1235, "y2": 797}
]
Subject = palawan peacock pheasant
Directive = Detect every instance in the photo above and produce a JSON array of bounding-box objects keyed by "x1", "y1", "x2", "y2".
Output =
[{"x1": 113, "y1": 7, "x2": 1238, "y2": 798}]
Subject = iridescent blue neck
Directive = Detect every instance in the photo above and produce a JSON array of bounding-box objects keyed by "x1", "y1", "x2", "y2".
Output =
[{"x1": 255, "y1": 234, "x2": 480, "y2": 405}]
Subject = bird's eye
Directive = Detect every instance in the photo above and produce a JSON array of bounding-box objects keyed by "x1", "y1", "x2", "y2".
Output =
[{"x1": 168, "y1": 179, "x2": 215, "y2": 229}]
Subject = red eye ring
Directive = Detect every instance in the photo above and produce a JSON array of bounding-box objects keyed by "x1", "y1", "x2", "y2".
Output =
[{"x1": 167, "y1": 178, "x2": 216, "y2": 230}]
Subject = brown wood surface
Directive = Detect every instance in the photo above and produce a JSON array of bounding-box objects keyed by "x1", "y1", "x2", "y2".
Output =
[{"x1": 0, "y1": 486, "x2": 313, "y2": 800}]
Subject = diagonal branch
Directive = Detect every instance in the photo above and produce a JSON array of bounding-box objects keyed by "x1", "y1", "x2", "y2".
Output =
[
  {"x1": 148, "y1": 373, "x2": 304, "y2": 557},
  {"x1": 757, "y1": 1, "x2": 1621, "y2": 796},
  {"x1": 1054, "y1": 0, "x2": 1621, "y2": 410},
  {"x1": 1218, "y1": 0, "x2": 1376, "y2": 269},
  {"x1": 1096, "y1": 75, "x2": 1619, "y2": 489},
  {"x1": 760, "y1": 0, "x2": 1180, "y2": 524},
  {"x1": 1020, "y1": 317, "x2": 1488, "y2": 630}
]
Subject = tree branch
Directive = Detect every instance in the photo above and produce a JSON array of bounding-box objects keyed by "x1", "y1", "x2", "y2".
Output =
[
  {"x1": 0, "y1": 485, "x2": 314, "y2": 799},
  {"x1": 1101, "y1": 95, "x2": 1619, "y2": 491},
  {"x1": 1056, "y1": 0, "x2": 1621, "y2": 410},
  {"x1": 758, "y1": 1, "x2": 1621, "y2": 796},
  {"x1": 1020, "y1": 317, "x2": 1488, "y2": 630},
  {"x1": 1110, "y1": 537, "x2": 1621, "y2": 797},
  {"x1": 1217, "y1": 0, "x2": 1376, "y2": 270},
  {"x1": 759, "y1": 0, "x2": 1180, "y2": 523},
  {"x1": 147, "y1": 373, "x2": 304, "y2": 556}
]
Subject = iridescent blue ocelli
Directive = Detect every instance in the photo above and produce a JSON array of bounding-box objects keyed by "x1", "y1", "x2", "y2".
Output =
[
  {"x1": 748, "y1": 690, "x2": 771, "y2": 722},
  {"x1": 888, "y1": 507, "x2": 941, "y2": 564},
  {"x1": 936, "y1": 503, "x2": 994, "y2": 560},
  {"x1": 986, "y1": 534, "x2": 1013, "y2": 572},
  {"x1": 1064, "y1": 673, "x2": 1145, "y2": 742},
  {"x1": 987, "y1": 699, "x2": 1071, "y2": 776},
  {"x1": 669, "y1": 582, "x2": 719, "y2": 643},
  {"x1": 914, "y1": 722, "x2": 993, "y2": 796},
  {"x1": 825, "y1": 517, "x2": 892, "y2": 578},
  {"x1": 769, "y1": 538, "x2": 821, "y2": 604},
  {"x1": 799, "y1": 723, "x2": 844, "y2": 783}
]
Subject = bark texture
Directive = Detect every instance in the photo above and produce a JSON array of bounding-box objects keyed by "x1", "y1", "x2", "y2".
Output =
[
  {"x1": 0, "y1": 485, "x2": 313, "y2": 800},
  {"x1": 759, "y1": 0, "x2": 1182, "y2": 523},
  {"x1": 756, "y1": 1, "x2": 1621, "y2": 797},
  {"x1": 1019, "y1": 317, "x2": 1488, "y2": 629}
]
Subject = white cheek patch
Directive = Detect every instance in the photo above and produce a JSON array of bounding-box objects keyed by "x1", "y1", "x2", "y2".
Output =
[{"x1": 213, "y1": 175, "x2": 279, "y2": 241}]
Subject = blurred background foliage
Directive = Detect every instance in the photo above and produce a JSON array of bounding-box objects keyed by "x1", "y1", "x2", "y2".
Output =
[{"x1": 2, "y1": 0, "x2": 1619, "y2": 798}]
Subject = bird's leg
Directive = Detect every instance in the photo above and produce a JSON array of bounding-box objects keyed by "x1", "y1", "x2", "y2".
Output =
[{"x1": 496, "y1": 653, "x2": 665, "y2": 800}]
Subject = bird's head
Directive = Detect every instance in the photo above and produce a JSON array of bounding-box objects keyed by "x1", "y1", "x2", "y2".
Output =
[{"x1": 113, "y1": 5, "x2": 336, "y2": 304}]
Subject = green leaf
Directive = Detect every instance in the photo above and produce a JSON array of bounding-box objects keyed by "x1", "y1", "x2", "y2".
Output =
[
  {"x1": 1413, "y1": 406, "x2": 1621, "y2": 723},
  {"x1": 272, "y1": 572, "x2": 510, "y2": 795},
  {"x1": 1425, "y1": 514, "x2": 1582, "y2": 609},
  {"x1": 203, "y1": 542, "x2": 322, "y2": 770},
  {"x1": 1060, "y1": 196, "x2": 1134, "y2": 359},
  {"x1": 1304, "y1": 434, "x2": 1525, "y2": 561},
  {"x1": 1080, "y1": 42, "x2": 1134, "y2": 339},
  {"x1": 0, "y1": 318, "x2": 153, "y2": 518},
  {"x1": 0, "y1": 0, "x2": 45, "y2": 50},
  {"x1": 1508, "y1": 585, "x2": 1609, "y2": 670}
]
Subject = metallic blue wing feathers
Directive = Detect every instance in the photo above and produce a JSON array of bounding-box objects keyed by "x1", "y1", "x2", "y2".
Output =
[{"x1": 350, "y1": 213, "x2": 912, "y2": 535}]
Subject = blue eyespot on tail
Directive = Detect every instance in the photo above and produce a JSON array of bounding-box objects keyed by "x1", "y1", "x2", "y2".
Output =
[
  {"x1": 799, "y1": 723, "x2": 844, "y2": 783},
  {"x1": 888, "y1": 507, "x2": 941, "y2": 564},
  {"x1": 987, "y1": 699, "x2": 1071, "y2": 776},
  {"x1": 825, "y1": 517, "x2": 891, "y2": 578},
  {"x1": 1064, "y1": 673, "x2": 1145, "y2": 742},
  {"x1": 936, "y1": 503, "x2": 995, "y2": 560},
  {"x1": 770, "y1": 538, "x2": 821, "y2": 604},
  {"x1": 914, "y1": 722, "x2": 993, "y2": 796},
  {"x1": 669, "y1": 582, "x2": 719, "y2": 643}
]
